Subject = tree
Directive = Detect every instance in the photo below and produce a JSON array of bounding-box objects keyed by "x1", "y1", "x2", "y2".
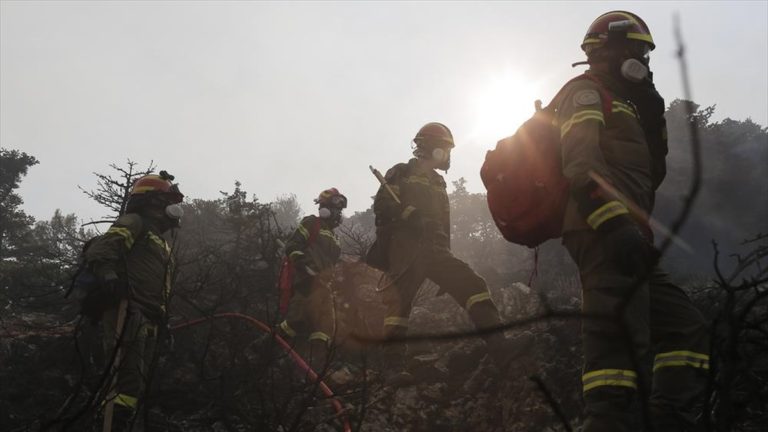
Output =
[
  {"x1": 0, "y1": 148, "x2": 39, "y2": 258},
  {"x1": 270, "y1": 193, "x2": 303, "y2": 232},
  {"x1": 657, "y1": 100, "x2": 768, "y2": 276},
  {"x1": 79, "y1": 159, "x2": 156, "y2": 219}
]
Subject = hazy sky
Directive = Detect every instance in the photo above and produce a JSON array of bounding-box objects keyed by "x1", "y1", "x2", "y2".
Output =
[{"x1": 2, "y1": 1, "x2": 767, "y2": 225}]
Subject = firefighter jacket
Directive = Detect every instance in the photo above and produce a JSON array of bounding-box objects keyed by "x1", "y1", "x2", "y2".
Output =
[
  {"x1": 373, "y1": 158, "x2": 451, "y2": 249},
  {"x1": 285, "y1": 215, "x2": 341, "y2": 282},
  {"x1": 555, "y1": 70, "x2": 666, "y2": 233},
  {"x1": 84, "y1": 213, "x2": 173, "y2": 322}
]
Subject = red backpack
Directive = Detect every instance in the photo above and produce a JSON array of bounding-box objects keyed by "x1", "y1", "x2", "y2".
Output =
[
  {"x1": 480, "y1": 74, "x2": 611, "y2": 247},
  {"x1": 278, "y1": 218, "x2": 321, "y2": 315}
]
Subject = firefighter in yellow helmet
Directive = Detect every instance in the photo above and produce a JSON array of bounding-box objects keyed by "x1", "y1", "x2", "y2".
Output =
[
  {"x1": 368, "y1": 122, "x2": 532, "y2": 385},
  {"x1": 81, "y1": 171, "x2": 183, "y2": 428},
  {"x1": 556, "y1": 11, "x2": 709, "y2": 431},
  {"x1": 277, "y1": 188, "x2": 347, "y2": 371}
]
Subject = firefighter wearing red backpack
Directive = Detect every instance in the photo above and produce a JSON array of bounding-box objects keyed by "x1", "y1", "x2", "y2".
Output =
[
  {"x1": 277, "y1": 188, "x2": 347, "y2": 371},
  {"x1": 368, "y1": 122, "x2": 533, "y2": 385},
  {"x1": 556, "y1": 11, "x2": 709, "y2": 431},
  {"x1": 81, "y1": 171, "x2": 183, "y2": 430}
]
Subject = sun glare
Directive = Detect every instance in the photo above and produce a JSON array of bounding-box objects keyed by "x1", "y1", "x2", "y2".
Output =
[{"x1": 467, "y1": 70, "x2": 542, "y2": 146}]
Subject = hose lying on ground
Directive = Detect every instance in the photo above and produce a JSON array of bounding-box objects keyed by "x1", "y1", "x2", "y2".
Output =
[{"x1": 170, "y1": 312, "x2": 352, "y2": 432}]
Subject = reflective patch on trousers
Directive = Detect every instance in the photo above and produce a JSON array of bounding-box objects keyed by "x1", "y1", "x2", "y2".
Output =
[
  {"x1": 582, "y1": 368, "x2": 638, "y2": 393},
  {"x1": 654, "y1": 350, "x2": 709, "y2": 372}
]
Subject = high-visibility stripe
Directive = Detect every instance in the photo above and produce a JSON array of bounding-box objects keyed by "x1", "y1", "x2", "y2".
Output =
[
  {"x1": 279, "y1": 320, "x2": 296, "y2": 338},
  {"x1": 114, "y1": 393, "x2": 138, "y2": 409},
  {"x1": 653, "y1": 350, "x2": 710, "y2": 372},
  {"x1": 319, "y1": 229, "x2": 340, "y2": 246},
  {"x1": 584, "y1": 33, "x2": 653, "y2": 46},
  {"x1": 612, "y1": 101, "x2": 637, "y2": 118},
  {"x1": 466, "y1": 292, "x2": 492, "y2": 310},
  {"x1": 289, "y1": 250, "x2": 305, "y2": 259},
  {"x1": 309, "y1": 331, "x2": 331, "y2": 344},
  {"x1": 107, "y1": 227, "x2": 135, "y2": 249},
  {"x1": 560, "y1": 110, "x2": 605, "y2": 138},
  {"x1": 586, "y1": 200, "x2": 629, "y2": 229},
  {"x1": 626, "y1": 32, "x2": 654, "y2": 44},
  {"x1": 297, "y1": 224, "x2": 310, "y2": 240},
  {"x1": 404, "y1": 176, "x2": 430, "y2": 186},
  {"x1": 147, "y1": 232, "x2": 170, "y2": 253},
  {"x1": 401, "y1": 205, "x2": 417, "y2": 220},
  {"x1": 582, "y1": 369, "x2": 637, "y2": 392},
  {"x1": 384, "y1": 316, "x2": 409, "y2": 328}
]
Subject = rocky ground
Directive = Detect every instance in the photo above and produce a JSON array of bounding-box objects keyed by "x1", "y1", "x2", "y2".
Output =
[{"x1": 1, "y1": 277, "x2": 585, "y2": 431}]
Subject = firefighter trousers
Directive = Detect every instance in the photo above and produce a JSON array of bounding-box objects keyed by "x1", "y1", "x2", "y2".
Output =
[
  {"x1": 279, "y1": 275, "x2": 336, "y2": 349},
  {"x1": 381, "y1": 233, "x2": 503, "y2": 363},
  {"x1": 102, "y1": 302, "x2": 158, "y2": 412},
  {"x1": 564, "y1": 230, "x2": 710, "y2": 432}
]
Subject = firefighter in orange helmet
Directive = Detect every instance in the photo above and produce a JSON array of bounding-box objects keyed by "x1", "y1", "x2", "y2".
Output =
[
  {"x1": 82, "y1": 171, "x2": 183, "y2": 428},
  {"x1": 368, "y1": 122, "x2": 533, "y2": 385},
  {"x1": 278, "y1": 188, "x2": 347, "y2": 371},
  {"x1": 556, "y1": 11, "x2": 709, "y2": 431}
]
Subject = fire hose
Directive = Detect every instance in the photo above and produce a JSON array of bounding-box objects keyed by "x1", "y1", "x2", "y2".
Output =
[{"x1": 170, "y1": 312, "x2": 352, "y2": 432}]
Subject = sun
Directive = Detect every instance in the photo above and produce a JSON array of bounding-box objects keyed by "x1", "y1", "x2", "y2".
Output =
[{"x1": 466, "y1": 69, "x2": 542, "y2": 146}]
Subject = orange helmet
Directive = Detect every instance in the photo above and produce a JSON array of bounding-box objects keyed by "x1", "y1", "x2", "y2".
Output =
[
  {"x1": 130, "y1": 171, "x2": 184, "y2": 203},
  {"x1": 413, "y1": 122, "x2": 455, "y2": 149},
  {"x1": 581, "y1": 11, "x2": 654, "y2": 53},
  {"x1": 314, "y1": 187, "x2": 347, "y2": 209}
]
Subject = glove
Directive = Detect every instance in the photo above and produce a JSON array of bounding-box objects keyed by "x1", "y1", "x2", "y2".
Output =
[{"x1": 601, "y1": 217, "x2": 660, "y2": 278}]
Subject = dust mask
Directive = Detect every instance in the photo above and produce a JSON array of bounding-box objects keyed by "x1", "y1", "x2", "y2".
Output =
[
  {"x1": 621, "y1": 58, "x2": 649, "y2": 83},
  {"x1": 165, "y1": 203, "x2": 184, "y2": 220},
  {"x1": 432, "y1": 148, "x2": 447, "y2": 162}
]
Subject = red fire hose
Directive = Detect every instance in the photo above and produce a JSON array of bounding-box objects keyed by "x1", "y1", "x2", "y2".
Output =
[{"x1": 170, "y1": 312, "x2": 352, "y2": 432}]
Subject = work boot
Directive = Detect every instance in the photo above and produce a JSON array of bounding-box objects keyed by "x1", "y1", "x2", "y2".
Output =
[{"x1": 380, "y1": 342, "x2": 417, "y2": 388}]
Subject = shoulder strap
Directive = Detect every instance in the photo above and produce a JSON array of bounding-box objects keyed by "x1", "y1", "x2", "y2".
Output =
[{"x1": 579, "y1": 74, "x2": 613, "y2": 116}]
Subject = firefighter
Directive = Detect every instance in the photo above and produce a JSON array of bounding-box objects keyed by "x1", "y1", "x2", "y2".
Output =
[
  {"x1": 82, "y1": 171, "x2": 183, "y2": 429},
  {"x1": 369, "y1": 122, "x2": 531, "y2": 384},
  {"x1": 556, "y1": 11, "x2": 710, "y2": 431},
  {"x1": 277, "y1": 188, "x2": 347, "y2": 371}
]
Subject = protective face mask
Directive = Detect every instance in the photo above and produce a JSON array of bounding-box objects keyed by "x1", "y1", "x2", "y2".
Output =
[
  {"x1": 432, "y1": 147, "x2": 446, "y2": 162},
  {"x1": 165, "y1": 203, "x2": 184, "y2": 220},
  {"x1": 621, "y1": 58, "x2": 649, "y2": 82},
  {"x1": 319, "y1": 207, "x2": 332, "y2": 218},
  {"x1": 432, "y1": 147, "x2": 452, "y2": 170}
]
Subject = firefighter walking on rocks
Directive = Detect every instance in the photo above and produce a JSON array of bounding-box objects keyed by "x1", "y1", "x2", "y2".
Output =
[
  {"x1": 277, "y1": 188, "x2": 347, "y2": 372},
  {"x1": 367, "y1": 122, "x2": 532, "y2": 384},
  {"x1": 81, "y1": 171, "x2": 183, "y2": 430},
  {"x1": 556, "y1": 11, "x2": 710, "y2": 431}
]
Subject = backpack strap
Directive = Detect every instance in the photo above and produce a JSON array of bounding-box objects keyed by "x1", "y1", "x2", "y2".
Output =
[
  {"x1": 579, "y1": 74, "x2": 613, "y2": 117},
  {"x1": 308, "y1": 217, "x2": 322, "y2": 246}
]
